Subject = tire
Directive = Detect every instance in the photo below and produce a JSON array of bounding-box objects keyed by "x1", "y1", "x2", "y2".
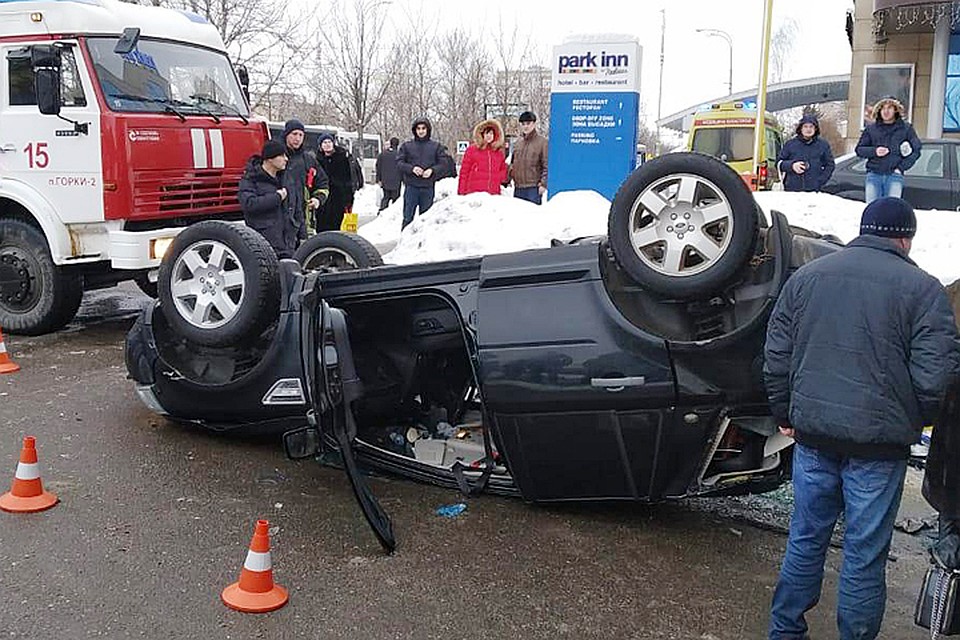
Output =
[
  {"x1": 608, "y1": 152, "x2": 759, "y2": 299},
  {"x1": 294, "y1": 231, "x2": 383, "y2": 272},
  {"x1": 157, "y1": 221, "x2": 280, "y2": 347},
  {"x1": 0, "y1": 219, "x2": 83, "y2": 335}
]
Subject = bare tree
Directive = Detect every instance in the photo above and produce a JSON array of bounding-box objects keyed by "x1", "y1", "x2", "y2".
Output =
[
  {"x1": 489, "y1": 16, "x2": 537, "y2": 137},
  {"x1": 770, "y1": 18, "x2": 800, "y2": 85},
  {"x1": 434, "y1": 28, "x2": 492, "y2": 147},
  {"x1": 131, "y1": 0, "x2": 314, "y2": 113},
  {"x1": 313, "y1": 0, "x2": 398, "y2": 154}
]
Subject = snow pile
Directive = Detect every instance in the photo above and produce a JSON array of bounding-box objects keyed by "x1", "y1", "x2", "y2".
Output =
[
  {"x1": 754, "y1": 191, "x2": 960, "y2": 285},
  {"x1": 354, "y1": 182, "x2": 960, "y2": 286}
]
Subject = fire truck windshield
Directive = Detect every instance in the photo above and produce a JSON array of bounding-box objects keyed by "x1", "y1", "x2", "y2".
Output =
[{"x1": 86, "y1": 37, "x2": 249, "y2": 118}]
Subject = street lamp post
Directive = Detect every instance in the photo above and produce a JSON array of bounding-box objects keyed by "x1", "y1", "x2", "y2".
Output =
[{"x1": 695, "y1": 28, "x2": 733, "y2": 97}]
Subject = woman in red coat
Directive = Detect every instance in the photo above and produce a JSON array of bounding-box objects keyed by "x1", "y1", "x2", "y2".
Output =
[{"x1": 458, "y1": 119, "x2": 508, "y2": 195}]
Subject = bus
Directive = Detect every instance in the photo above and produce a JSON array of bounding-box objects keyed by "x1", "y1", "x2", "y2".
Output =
[{"x1": 267, "y1": 122, "x2": 381, "y2": 184}]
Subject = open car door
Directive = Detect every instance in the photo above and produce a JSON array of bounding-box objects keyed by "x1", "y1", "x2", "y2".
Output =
[{"x1": 294, "y1": 285, "x2": 396, "y2": 553}]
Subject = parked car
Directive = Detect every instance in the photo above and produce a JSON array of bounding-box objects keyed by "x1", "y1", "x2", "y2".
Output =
[
  {"x1": 821, "y1": 139, "x2": 960, "y2": 211},
  {"x1": 125, "y1": 153, "x2": 843, "y2": 552}
]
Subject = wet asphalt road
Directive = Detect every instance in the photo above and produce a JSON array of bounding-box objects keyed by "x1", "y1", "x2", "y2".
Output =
[{"x1": 0, "y1": 285, "x2": 940, "y2": 639}]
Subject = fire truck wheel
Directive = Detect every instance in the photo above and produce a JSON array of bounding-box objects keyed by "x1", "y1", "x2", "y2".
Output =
[
  {"x1": 294, "y1": 232, "x2": 384, "y2": 272},
  {"x1": 607, "y1": 152, "x2": 759, "y2": 299},
  {"x1": 157, "y1": 221, "x2": 280, "y2": 347},
  {"x1": 0, "y1": 219, "x2": 83, "y2": 335},
  {"x1": 134, "y1": 273, "x2": 158, "y2": 298}
]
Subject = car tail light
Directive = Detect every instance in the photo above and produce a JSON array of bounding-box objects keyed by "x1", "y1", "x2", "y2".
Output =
[{"x1": 758, "y1": 164, "x2": 768, "y2": 188}]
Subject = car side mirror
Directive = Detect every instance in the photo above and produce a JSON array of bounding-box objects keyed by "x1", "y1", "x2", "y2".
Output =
[
  {"x1": 114, "y1": 27, "x2": 141, "y2": 55},
  {"x1": 31, "y1": 45, "x2": 61, "y2": 116},
  {"x1": 282, "y1": 426, "x2": 321, "y2": 460},
  {"x1": 236, "y1": 64, "x2": 250, "y2": 105}
]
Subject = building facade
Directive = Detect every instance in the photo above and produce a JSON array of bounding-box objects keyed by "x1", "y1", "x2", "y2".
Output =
[{"x1": 848, "y1": 0, "x2": 960, "y2": 149}]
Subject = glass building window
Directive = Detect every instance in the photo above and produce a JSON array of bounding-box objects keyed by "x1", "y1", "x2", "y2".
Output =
[{"x1": 945, "y1": 34, "x2": 960, "y2": 131}]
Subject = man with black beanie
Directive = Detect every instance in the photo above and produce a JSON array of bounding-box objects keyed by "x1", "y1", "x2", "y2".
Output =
[
  {"x1": 764, "y1": 197, "x2": 960, "y2": 639},
  {"x1": 239, "y1": 139, "x2": 296, "y2": 258},
  {"x1": 280, "y1": 118, "x2": 328, "y2": 239}
]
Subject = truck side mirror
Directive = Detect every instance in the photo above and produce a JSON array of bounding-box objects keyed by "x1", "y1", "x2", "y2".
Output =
[
  {"x1": 114, "y1": 27, "x2": 141, "y2": 55},
  {"x1": 236, "y1": 64, "x2": 250, "y2": 105},
  {"x1": 31, "y1": 45, "x2": 61, "y2": 116}
]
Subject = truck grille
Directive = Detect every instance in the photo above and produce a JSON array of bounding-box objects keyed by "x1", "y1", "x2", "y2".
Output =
[{"x1": 133, "y1": 169, "x2": 242, "y2": 216}]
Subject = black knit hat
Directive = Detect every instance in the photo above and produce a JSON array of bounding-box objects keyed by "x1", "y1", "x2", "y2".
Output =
[
  {"x1": 860, "y1": 197, "x2": 916, "y2": 239},
  {"x1": 518, "y1": 111, "x2": 537, "y2": 123},
  {"x1": 261, "y1": 139, "x2": 286, "y2": 160},
  {"x1": 282, "y1": 118, "x2": 305, "y2": 140}
]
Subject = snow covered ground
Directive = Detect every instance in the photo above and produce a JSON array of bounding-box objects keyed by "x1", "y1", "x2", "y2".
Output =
[{"x1": 351, "y1": 181, "x2": 960, "y2": 286}]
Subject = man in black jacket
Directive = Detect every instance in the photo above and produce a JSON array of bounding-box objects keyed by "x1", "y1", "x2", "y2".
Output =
[
  {"x1": 925, "y1": 375, "x2": 960, "y2": 570},
  {"x1": 376, "y1": 136, "x2": 401, "y2": 212},
  {"x1": 764, "y1": 197, "x2": 959, "y2": 639},
  {"x1": 239, "y1": 139, "x2": 294, "y2": 258},
  {"x1": 777, "y1": 114, "x2": 835, "y2": 192},
  {"x1": 280, "y1": 119, "x2": 328, "y2": 240},
  {"x1": 397, "y1": 117, "x2": 443, "y2": 230},
  {"x1": 855, "y1": 97, "x2": 922, "y2": 203},
  {"x1": 316, "y1": 133, "x2": 355, "y2": 232}
]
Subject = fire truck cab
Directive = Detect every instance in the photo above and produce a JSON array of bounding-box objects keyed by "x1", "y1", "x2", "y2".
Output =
[{"x1": 0, "y1": 0, "x2": 266, "y2": 335}]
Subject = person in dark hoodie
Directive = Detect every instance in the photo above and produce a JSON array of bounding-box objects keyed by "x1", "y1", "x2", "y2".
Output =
[
  {"x1": 855, "y1": 97, "x2": 922, "y2": 203},
  {"x1": 397, "y1": 116, "x2": 443, "y2": 230},
  {"x1": 764, "y1": 197, "x2": 960, "y2": 639},
  {"x1": 777, "y1": 114, "x2": 835, "y2": 192},
  {"x1": 280, "y1": 118, "x2": 329, "y2": 239},
  {"x1": 239, "y1": 139, "x2": 295, "y2": 258},
  {"x1": 315, "y1": 133, "x2": 355, "y2": 232},
  {"x1": 925, "y1": 374, "x2": 960, "y2": 572},
  {"x1": 376, "y1": 136, "x2": 401, "y2": 212}
]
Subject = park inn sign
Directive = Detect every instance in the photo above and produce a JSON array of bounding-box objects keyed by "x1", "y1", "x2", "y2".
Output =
[{"x1": 548, "y1": 38, "x2": 642, "y2": 200}]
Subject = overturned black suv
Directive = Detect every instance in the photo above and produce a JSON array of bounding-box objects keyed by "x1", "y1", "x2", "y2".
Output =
[{"x1": 126, "y1": 153, "x2": 842, "y2": 552}]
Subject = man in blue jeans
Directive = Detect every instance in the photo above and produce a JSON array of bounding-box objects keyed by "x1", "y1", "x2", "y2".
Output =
[
  {"x1": 396, "y1": 116, "x2": 443, "y2": 230},
  {"x1": 855, "y1": 97, "x2": 921, "y2": 203},
  {"x1": 764, "y1": 197, "x2": 959, "y2": 639}
]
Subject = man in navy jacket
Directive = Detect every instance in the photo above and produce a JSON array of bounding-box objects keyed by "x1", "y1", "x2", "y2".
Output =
[
  {"x1": 764, "y1": 197, "x2": 959, "y2": 639},
  {"x1": 777, "y1": 114, "x2": 834, "y2": 192},
  {"x1": 396, "y1": 117, "x2": 443, "y2": 230},
  {"x1": 855, "y1": 97, "x2": 922, "y2": 203}
]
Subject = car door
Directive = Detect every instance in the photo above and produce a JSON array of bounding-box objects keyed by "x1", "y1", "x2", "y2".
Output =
[
  {"x1": 0, "y1": 42, "x2": 102, "y2": 224},
  {"x1": 301, "y1": 293, "x2": 395, "y2": 553},
  {"x1": 903, "y1": 143, "x2": 949, "y2": 210},
  {"x1": 952, "y1": 143, "x2": 960, "y2": 211},
  {"x1": 476, "y1": 244, "x2": 678, "y2": 502}
]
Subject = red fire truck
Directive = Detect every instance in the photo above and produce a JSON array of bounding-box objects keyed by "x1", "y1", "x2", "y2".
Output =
[{"x1": 0, "y1": 0, "x2": 266, "y2": 334}]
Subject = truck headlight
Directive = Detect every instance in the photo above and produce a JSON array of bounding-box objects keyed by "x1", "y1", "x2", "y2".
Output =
[{"x1": 150, "y1": 237, "x2": 174, "y2": 260}]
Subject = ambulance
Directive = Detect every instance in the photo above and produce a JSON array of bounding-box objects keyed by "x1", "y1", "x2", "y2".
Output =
[
  {"x1": 687, "y1": 101, "x2": 783, "y2": 191},
  {"x1": 0, "y1": 0, "x2": 266, "y2": 335}
]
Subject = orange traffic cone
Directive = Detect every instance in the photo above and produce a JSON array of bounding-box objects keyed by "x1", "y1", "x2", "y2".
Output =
[
  {"x1": 0, "y1": 327, "x2": 20, "y2": 375},
  {"x1": 0, "y1": 436, "x2": 58, "y2": 513},
  {"x1": 221, "y1": 519, "x2": 288, "y2": 613}
]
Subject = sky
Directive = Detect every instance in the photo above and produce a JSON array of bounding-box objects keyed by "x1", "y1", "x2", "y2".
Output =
[
  {"x1": 402, "y1": 0, "x2": 855, "y2": 123},
  {"x1": 352, "y1": 180, "x2": 960, "y2": 287}
]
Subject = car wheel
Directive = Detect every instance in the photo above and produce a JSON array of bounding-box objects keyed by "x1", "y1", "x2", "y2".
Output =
[
  {"x1": 0, "y1": 219, "x2": 83, "y2": 335},
  {"x1": 608, "y1": 153, "x2": 759, "y2": 299},
  {"x1": 294, "y1": 231, "x2": 383, "y2": 272},
  {"x1": 157, "y1": 221, "x2": 279, "y2": 347}
]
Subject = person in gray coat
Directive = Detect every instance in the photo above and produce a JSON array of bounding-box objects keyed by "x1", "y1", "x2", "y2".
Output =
[
  {"x1": 764, "y1": 197, "x2": 960, "y2": 640},
  {"x1": 376, "y1": 136, "x2": 401, "y2": 212}
]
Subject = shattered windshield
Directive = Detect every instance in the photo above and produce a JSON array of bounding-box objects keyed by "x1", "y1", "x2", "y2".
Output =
[{"x1": 85, "y1": 37, "x2": 249, "y2": 117}]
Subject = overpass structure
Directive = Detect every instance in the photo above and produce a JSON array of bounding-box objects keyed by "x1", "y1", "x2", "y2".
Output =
[{"x1": 657, "y1": 74, "x2": 850, "y2": 132}]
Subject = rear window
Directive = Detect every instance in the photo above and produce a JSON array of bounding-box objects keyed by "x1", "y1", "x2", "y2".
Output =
[{"x1": 691, "y1": 127, "x2": 756, "y2": 162}]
